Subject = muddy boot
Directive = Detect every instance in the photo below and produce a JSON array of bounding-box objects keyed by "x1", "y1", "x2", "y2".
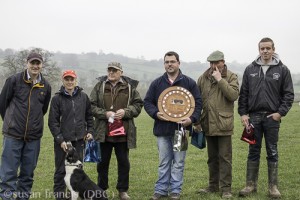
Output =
[
  {"x1": 268, "y1": 162, "x2": 281, "y2": 198},
  {"x1": 239, "y1": 161, "x2": 259, "y2": 197}
]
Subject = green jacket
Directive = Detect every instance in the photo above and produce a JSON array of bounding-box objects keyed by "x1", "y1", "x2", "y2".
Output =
[
  {"x1": 197, "y1": 66, "x2": 239, "y2": 136},
  {"x1": 90, "y1": 76, "x2": 143, "y2": 149}
]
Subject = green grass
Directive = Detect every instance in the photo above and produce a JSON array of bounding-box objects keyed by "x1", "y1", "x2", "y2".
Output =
[{"x1": 0, "y1": 104, "x2": 300, "y2": 199}]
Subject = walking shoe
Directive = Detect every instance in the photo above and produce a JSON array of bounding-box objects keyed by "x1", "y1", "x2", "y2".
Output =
[
  {"x1": 239, "y1": 185, "x2": 257, "y2": 197},
  {"x1": 222, "y1": 192, "x2": 233, "y2": 199},
  {"x1": 150, "y1": 193, "x2": 167, "y2": 200},
  {"x1": 169, "y1": 193, "x2": 180, "y2": 200},
  {"x1": 197, "y1": 187, "x2": 219, "y2": 194},
  {"x1": 119, "y1": 192, "x2": 130, "y2": 200}
]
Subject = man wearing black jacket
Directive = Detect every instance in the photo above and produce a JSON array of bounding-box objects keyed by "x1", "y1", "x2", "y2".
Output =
[
  {"x1": 0, "y1": 52, "x2": 51, "y2": 200},
  {"x1": 48, "y1": 70, "x2": 94, "y2": 200},
  {"x1": 238, "y1": 37, "x2": 294, "y2": 199}
]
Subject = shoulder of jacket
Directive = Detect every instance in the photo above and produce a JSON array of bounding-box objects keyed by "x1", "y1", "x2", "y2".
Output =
[
  {"x1": 151, "y1": 75, "x2": 165, "y2": 85},
  {"x1": 51, "y1": 93, "x2": 62, "y2": 104},
  {"x1": 94, "y1": 80, "x2": 104, "y2": 88},
  {"x1": 227, "y1": 69, "x2": 238, "y2": 77},
  {"x1": 278, "y1": 62, "x2": 289, "y2": 70}
]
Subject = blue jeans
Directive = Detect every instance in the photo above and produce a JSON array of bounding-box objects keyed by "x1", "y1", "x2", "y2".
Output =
[
  {"x1": 0, "y1": 137, "x2": 41, "y2": 200},
  {"x1": 248, "y1": 112, "x2": 280, "y2": 162},
  {"x1": 154, "y1": 136, "x2": 186, "y2": 195}
]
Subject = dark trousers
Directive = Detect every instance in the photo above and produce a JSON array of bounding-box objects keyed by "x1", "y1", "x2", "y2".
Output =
[
  {"x1": 248, "y1": 112, "x2": 280, "y2": 162},
  {"x1": 0, "y1": 137, "x2": 41, "y2": 200},
  {"x1": 206, "y1": 135, "x2": 232, "y2": 192},
  {"x1": 53, "y1": 140, "x2": 84, "y2": 200},
  {"x1": 97, "y1": 142, "x2": 129, "y2": 192}
]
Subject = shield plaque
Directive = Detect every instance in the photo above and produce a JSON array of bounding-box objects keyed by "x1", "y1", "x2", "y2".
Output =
[{"x1": 158, "y1": 86, "x2": 195, "y2": 122}]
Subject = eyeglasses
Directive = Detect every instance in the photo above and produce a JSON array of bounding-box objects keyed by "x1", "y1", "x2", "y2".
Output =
[
  {"x1": 164, "y1": 60, "x2": 177, "y2": 64},
  {"x1": 107, "y1": 68, "x2": 118, "y2": 73}
]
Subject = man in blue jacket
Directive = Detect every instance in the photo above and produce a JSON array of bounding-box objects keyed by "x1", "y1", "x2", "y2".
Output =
[
  {"x1": 238, "y1": 37, "x2": 294, "y2": 198},
  {"x1": 144, "y1": 51, "x2": 202, "y2": 200},
  {"x1": 0, "y1": 52, "x2": 51, "y2": 200}
]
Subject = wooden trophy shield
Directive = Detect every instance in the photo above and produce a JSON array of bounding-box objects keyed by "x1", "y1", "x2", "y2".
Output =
[{"x1": 158, "y1": 86, "x2": 195, "y2": 122}]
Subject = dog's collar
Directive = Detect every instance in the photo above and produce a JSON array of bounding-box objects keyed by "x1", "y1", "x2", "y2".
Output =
[{"x1": 65, "y1": 163, "x2": 83, "y2": 169}]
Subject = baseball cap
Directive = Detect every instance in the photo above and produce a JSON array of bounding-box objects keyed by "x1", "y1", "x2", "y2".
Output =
[
  {"x1": 27, "y1": 52, "x2": 43, "y2": 63},
  {"x1": 107, "y1": 62, "x2": 123, "y2": 71},
  {"x1": 62, "y1": 70, "x2": 77, "y2": 78},
  {"x1": 207, "y1": 50, "x2": 224, "y2": 62}
]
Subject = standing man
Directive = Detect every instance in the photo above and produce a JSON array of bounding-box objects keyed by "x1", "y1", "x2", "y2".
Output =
[
  {"x1": 48, "y1": 70, "x2": 94, "y2": 200},
  {"x1": 0, "y1": 52, "x2": 51, "y2": 200},
  {"x1": 144, "y1": 51, "x2": 202, "y2": 200},
  {"x1": 196, "y1": 50, "x2": 239, "y2": 199},
  {"x1": 238, "y1": 37, "x2": 294, "y2": 198},
  {"x1": 90, "y1": 62, "x2": 143, "y2": 200}
]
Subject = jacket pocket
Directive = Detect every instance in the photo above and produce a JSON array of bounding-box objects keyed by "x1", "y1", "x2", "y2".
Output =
[{"x1": 217, "y1": 112, "x2": 234, "y2": 131}]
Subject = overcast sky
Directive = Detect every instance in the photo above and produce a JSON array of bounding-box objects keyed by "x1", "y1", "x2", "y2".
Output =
[{"x1": 1, "y1": 0, "x2": 299, "y2": 73}]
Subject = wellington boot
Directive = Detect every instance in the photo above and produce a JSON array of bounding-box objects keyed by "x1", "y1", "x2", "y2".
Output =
[
  {"x1": 268, "y1": 162, "x2": 281, "y2": 199},
  {"x1": 239, "y1": 161, "x2": 259, "y2": 197},
  {"x1": 269, "y1": 185, "x2": 281, "y2": 198}
]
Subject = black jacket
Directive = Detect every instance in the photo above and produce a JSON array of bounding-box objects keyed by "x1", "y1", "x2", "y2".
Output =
[
  {"x1": 48, "y1": 86, "x2": 94, "y2": 144},
  {"x1": 238, "y1": 60, "x2": 294, "y2": 116},
  {"x1": 0, "y1": 70, "x2": 51, "y2": 140}
]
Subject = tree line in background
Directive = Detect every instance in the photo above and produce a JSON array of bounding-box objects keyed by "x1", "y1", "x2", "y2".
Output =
[
  {"x1": 0, "y1": 48, "x2": 299, "y2": 100},
  {"x1": 0, "y1": 48, "x2": 61, "y2": 92}
]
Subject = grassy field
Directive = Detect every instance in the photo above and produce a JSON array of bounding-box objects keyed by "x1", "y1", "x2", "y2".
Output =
[{"x1": 0, "y1": 103, "x2": 300, "y2": 199}]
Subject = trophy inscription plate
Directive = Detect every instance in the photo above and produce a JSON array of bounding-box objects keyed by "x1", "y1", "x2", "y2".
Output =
[{"x1": 158, "y1": 86, "x2": 195, "y2": 122}]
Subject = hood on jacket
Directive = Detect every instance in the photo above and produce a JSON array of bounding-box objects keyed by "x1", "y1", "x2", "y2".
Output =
[
  {"x1": 96, "y1": 75, "x2": 139, "y2": 88},
  {"x1": 255, "y1": 53, "x2": 280, "y2": 66}
]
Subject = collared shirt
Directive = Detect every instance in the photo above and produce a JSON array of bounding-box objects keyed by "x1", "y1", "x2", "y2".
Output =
[
  {"x1": 27, "y1": 71, "x2": 41, "y2": 84},
  {"x1": 63, "y1": 86, "x2": 78, "y2": 96},
  {"x1": 105, "y1": 77, "x2": 124, "y2": 87}
]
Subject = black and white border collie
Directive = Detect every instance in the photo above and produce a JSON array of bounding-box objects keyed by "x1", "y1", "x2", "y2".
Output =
[{"x1": 64, "y1": 142, "x2": 107, "y2": 200}]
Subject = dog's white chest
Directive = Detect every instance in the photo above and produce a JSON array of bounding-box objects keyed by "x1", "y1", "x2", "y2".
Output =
[{"x1": 64, "y1": 166, "x2": 79, "y2": 200}]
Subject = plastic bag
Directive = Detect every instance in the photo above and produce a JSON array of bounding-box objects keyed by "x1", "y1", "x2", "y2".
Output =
[
  {"x1": 173, "y1": 125, "x2": 189, "y2": 151},
  {"x1": 191, "y1": 129, "x2": 206, "y2": 149},
  {"x1": 84, "y1": 140, "x2": 101, "y2": 163},
  {"x1": 241, "y1": 123, "x2": 256, "y2": 145},
  {"x1": 108, "y1": 119, "x2": 126, "y2": 136}
]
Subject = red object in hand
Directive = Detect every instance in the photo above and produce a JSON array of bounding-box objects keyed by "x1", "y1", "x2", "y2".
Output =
[
  {"x1": 108, "y1": 119, "x2": 126, "y2": 136},
  {"x1": 241, "y1": 123, "x2": 256, "y2": 145}
]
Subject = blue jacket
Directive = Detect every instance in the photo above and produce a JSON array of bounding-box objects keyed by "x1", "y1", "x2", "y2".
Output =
[{"x1": 144, "y1": 70, "x2": 202, "y2": 136}]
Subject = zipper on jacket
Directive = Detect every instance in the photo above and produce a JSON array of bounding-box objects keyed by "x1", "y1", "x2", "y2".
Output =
[
  {"x1": 72, "y1": 99, "x2": 78, "y2": 141},
  {"x1": 24, "y1": 83, "x2": 44, "y2": 141}
]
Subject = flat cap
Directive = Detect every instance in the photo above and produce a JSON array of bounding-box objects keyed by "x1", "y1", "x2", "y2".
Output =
[{"x1": 207, "y1": 50, "x2": 224, "y2": 62}]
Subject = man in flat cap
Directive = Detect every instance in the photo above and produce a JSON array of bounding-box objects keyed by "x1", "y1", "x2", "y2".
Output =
[
  {"x1": 90, "y1": 62, "x2": 143, "y2": 200},
  {"x1": 195, "y1": 50, "x2": 239, "y2": 199},
  {"x1": 0, "y1": 51, "x2": 51, "y2": 200}
]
